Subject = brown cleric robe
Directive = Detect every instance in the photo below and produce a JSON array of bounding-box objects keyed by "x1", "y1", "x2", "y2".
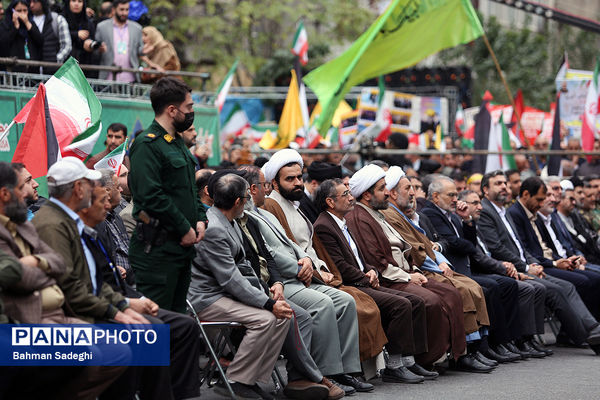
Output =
[
  {"x1": 263, "y1": 197, "x2": 387, "y2": 361},
  {"x1": 380, "y1": 204, "x2": 490, "y2": 333},
  {"x1": 346, "y1": 202, "x2": 467, "y2": 363}
]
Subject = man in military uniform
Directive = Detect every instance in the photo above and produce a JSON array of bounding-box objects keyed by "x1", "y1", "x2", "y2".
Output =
[{"x1": 128, "y1": 77, "x2": 204, "y2": 313}]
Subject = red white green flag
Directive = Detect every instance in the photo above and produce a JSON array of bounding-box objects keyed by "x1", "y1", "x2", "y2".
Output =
[
  {"x1": 582, "y1": 58, "x2": 599, "y2": 162},
  {"x1": 214, "y1": 59, "x2": 239, "y2": 112},
  {"x1": 291, "y1": 21, "x2": 308, "y2": 65},
  {"x1": 93, "y1": 138, "x2": 128, "y2": 173}
]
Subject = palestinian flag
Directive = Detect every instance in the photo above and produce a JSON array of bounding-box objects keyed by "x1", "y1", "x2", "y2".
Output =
[
  {"x1": 291, "y1": 21, "x2": 308, "y2": 65},
  {"x1": 214, "y1": 59, "x2": 239, "y2": 112},
  {"x1": 12, "y1": 83, "x2": 61, "y2": 179},
  {"x1": 12, "y1": 57, "x2": 102, "y2": 161},
  {"x1": 93, "y1": 138, "x2": 128, "y2": 173}
]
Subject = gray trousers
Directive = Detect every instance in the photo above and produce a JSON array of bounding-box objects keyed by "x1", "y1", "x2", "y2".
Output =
[
  {"x1": 283, "y1": 281, "x2": 361, "y2": 376},
  {"x1": 197, "y1": 296, "x2": 289, "y2": 385},
  {"x1": 516, "y1": 279, "x2": 546, "y2": 336},
  {"x1": 530, "y1": 273, "x2": 599, "y2": 344},
  {"x1": 284, "y1": 301, "x2": 323, "y2": 383}
]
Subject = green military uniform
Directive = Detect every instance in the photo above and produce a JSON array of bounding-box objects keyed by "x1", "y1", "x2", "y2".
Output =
[{"x1": 128, "y1": 119, "x2": 199, "y2": 313}]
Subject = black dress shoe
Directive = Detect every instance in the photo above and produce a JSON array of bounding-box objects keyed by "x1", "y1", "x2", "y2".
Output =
[
  {"x1": 504, "y1": 342, "x2": 530, "y2": 359},
  {"x1": 529, "y1": 339, "x2": 553, "y2": 356},
  {"x1": 590, "y1": 343, "x2": 600, "y2": 355},
  {"x1": 482, "y1": 347, "x2": 511, "y2": 363},
  {"x1": 456, "y1": 354, "x2": 494, "y2": 373},
  {"x1": 328, "y1": 378, "x2": 356, "y2": 395},
  {"x1": 494, "y1": 344, "x2": 521, "y2": 362},
  {"x1": 408, "y1": 363, "x2": 439, "y2": 380},
  {"x1": 517, "y1": 341, "x2": 546, "y2": 358},
  {"x1": 335, "y1": 374, "x2": 374, "y2": 392},
  {"x1": 214, "y1": 382, "x2": 262, "y2": 399},
  {"x1": 251, "y1": 384, "x2": 275, "y2": 400},
  {"x1": 475, "y1": 351, "x2": 498, "y2": 367},
  {"x1": 381, "y1": 366, "x2": 424, "y2": 384}
]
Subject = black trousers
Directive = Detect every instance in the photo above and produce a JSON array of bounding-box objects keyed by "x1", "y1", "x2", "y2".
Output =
[
  {"x1": 471, "y1": 274, "x2": 520, "y2": 345},
  {"x1": 100, "y1": 309, "x2": 200, "y2": 400}
]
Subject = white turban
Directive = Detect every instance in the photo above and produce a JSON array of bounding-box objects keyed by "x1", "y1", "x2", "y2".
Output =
[
  {"x1": 560, "y1": 179, "x2": 574, "y2": 192},
  {"x1": 263, "y1": 149, "x2": 304, "y2": 182},
  {"x1": 385, "y1": 166, "x2": 406, "y2": 191},
  {"x1": 349, "y1": 164, "x2": 386, "y2": 198}
]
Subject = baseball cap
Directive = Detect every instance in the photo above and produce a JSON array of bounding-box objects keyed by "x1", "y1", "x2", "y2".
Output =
[{"x1": 47, "y1": 157, "x2": 102, "y2": 186}]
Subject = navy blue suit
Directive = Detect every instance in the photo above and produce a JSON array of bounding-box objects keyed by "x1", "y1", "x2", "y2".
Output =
[
  {"x1": 421, "y1": 200, "x2": 521, "y2": 346},
  {"x1": 509, "y1": 202, "x2": 600, "y2": 320}
]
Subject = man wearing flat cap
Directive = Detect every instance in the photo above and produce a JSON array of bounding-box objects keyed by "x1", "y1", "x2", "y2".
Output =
[
  {"x1": 262, "y1": 149, "x2": 387, "y2": 393},
  {"x1": 300, "y1": 161, "x2": 343, "y2": 224}
]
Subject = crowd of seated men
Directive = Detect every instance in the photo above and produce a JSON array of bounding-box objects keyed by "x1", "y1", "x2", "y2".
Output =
[{"x1": 1, "y1": 144, "x2": 600, "y2": 400}]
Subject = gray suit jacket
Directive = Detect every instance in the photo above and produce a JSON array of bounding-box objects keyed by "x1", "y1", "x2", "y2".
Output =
[
  {"x1": 478, "y1": 197, "x2": 537, "y2": 272},
  {"x1": 94, "y1": 19, "x2": 143, "y2": 81},
  {"x1": 188, "y1": 207, "x2": 270, "y2": 312},
  {"x1": 247, "y1": 208, "x2": 311, "y2": 297}
]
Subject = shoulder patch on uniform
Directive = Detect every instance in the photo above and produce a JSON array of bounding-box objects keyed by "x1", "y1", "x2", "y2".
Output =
[{"x1": 163, "y1": 134, "x2": 174, "y2": 143}]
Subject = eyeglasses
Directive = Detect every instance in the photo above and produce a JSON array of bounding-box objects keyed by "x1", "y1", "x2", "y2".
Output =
[
  {"x1": 444, "y1": 192, "x2": 458, "y2": 198},
  {"x1": 258, "y1": 181, "x2": 271, "y2": 190},
  {"x1": 464, "y1": 200, "x2": 481, "y2": 206},
  {"x1": 332, "y1": 190, "x2": 351, "y2": 198}
]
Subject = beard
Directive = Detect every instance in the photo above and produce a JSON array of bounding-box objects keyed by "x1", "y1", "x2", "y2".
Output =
[
  {"x1": 491, "y1": 191, "x2": 508, "y2": 204},
  {"x1": 5, "y1": 195, "x2": 28, "y2": 224},
  {"x1": 116, "y1": 13, "x2": 128, "y2": 23},
  {"x1": 369, "y1": 196, "x2": 389, "y2": 211},
  {"x1": 278, "y1": 184, "x2": 304, "y2": 202}
]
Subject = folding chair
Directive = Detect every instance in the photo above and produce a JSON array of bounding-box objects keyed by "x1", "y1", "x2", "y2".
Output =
[
  {"x1": 544, "y1": 307, "x2": 560, "y2": 340},
  {"x1": 186, "y1": 299, "x2": 242, "y2": 398}
]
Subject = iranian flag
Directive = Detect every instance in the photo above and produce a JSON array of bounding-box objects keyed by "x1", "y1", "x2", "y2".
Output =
[
  {"x1": 484, "y1": 113, "x2": 515, "y2": 172},
  {"x1": 11, "y1": 57, "x2": 102, "y2": 161},
  {"x1": 93, "y1": 138, "x2": 128, "y2": 173},
  {"x1": 220, "y1": 103, "x2": 250, "y2": 143},
  {"x1": 582, "y1": 58, "x2": 600, "y2": 162},
  {"x1": 291, "y1": 21, "x2": 308, "y2": 65},
  {"x1": 214, "y1": 60, "x2": 239, "y2": 112}
]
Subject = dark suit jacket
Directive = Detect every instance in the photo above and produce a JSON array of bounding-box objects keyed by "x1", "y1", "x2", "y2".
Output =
[
  {"x1": 507, "y1": 201, "x2": 553, "y2": 269},
  {"x1": 536, "y1": 214, "x2": 574, "y2": 260},
  {"x1": 33, "y1": 201, "x2": 127, "y2": 322},
  {"x1": 0, "y1": 221, "x2": 65, "y2": 323},
  {"x1": 421, "y1": 200, "x2": 476, "y2": 275},
  {"x1": 551, "y1": 212, "x2": 583, "y2": 257},
  {"x1": 314, "y1": 211, "x2": 375, "y2": 287},
  {"x1": 478, "y1": 198, "x2": 537, "y2": 272},
  {"x1": 299, "y1": 192, "x2": 319, "y2": 225},
  {"x1": 471, "y1": 231, "x2": 509, "y2": 276},
  {"x1": 416, "y1": 211, "x2": 449, "y2": 252}
]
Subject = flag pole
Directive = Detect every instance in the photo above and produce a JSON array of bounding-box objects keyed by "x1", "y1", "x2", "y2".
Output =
[
  {"x1": 481, "y1": 32, "x2": 541, "y2": 174},
  {"x1": 0, "y1": 120, "x2": 15, "y2": 142}
]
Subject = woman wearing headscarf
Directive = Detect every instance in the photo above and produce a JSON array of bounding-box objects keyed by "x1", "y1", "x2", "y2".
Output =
[
  {"x1": 62, "y1": 0, "x2": 98, "y2": 75},
  {"x1": 0, "y1": 0, "x2": 43, "y2": 72},
  {"x1": 139, "y1": 26, "x2": 180, "y2": 83}
]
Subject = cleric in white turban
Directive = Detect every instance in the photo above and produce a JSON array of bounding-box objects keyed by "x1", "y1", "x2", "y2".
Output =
[
  {"x1": 263, "y1": 148, "x2": 304, "y2": 182},
  {"x1": 349, "y1": 164, "x2": 386, "y2": 198},
  {"x1": 385, "y1": 166, "x2": 406, "y2": 192}
]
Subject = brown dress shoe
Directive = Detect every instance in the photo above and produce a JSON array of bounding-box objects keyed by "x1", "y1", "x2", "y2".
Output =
[
  {"x1": 320, "y1": 377, "x2": 345, "y2": 400},
  {"x1": 283, "y1": 379, "x2": 329, "y2": 400}
]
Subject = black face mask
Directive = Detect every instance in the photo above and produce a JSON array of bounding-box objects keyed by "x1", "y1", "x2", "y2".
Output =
[{"x1": 173, "y1": 109, "x2": 195, "y2": 132}]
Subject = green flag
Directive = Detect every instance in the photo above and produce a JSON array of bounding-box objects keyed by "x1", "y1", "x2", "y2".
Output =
[
  {"x1": 304, "y1": 0, "x2": 483, "y2": 135},
  {"x1": 500, "y1": 114, "x2": 517, "y2": 170}
]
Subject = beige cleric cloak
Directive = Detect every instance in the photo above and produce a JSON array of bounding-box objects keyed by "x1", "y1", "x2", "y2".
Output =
[{"x1": 263, "y1": 198, "x2": 387, "y2": 361}]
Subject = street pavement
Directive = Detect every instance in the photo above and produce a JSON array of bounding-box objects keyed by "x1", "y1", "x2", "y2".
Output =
[{"x1": 198, "y1": 345, "x2": 599, "y2": 400}]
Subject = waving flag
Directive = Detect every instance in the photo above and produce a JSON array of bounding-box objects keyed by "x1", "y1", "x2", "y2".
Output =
[
  {"x1": 304, "y1": 0, "x2": 483, "y2": 135},
  {"x1": 10, "y1": 57, "x2": 102, "y2": 163},
  {"x1": 12, "y1": 83, "x2": 61, "y2": 179},
  {"x1": 93, "y1": 138, "x2": 128, "y2": 173},
  {"x1": 582, "y1": 58, "x2": 600, "y2": 162},
  {"x1": 214, "y1": 60, "x2": 239, "y2": 112},
  {"x1": 291, "y1": 21, "x2": 309, "y2": 65}
]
